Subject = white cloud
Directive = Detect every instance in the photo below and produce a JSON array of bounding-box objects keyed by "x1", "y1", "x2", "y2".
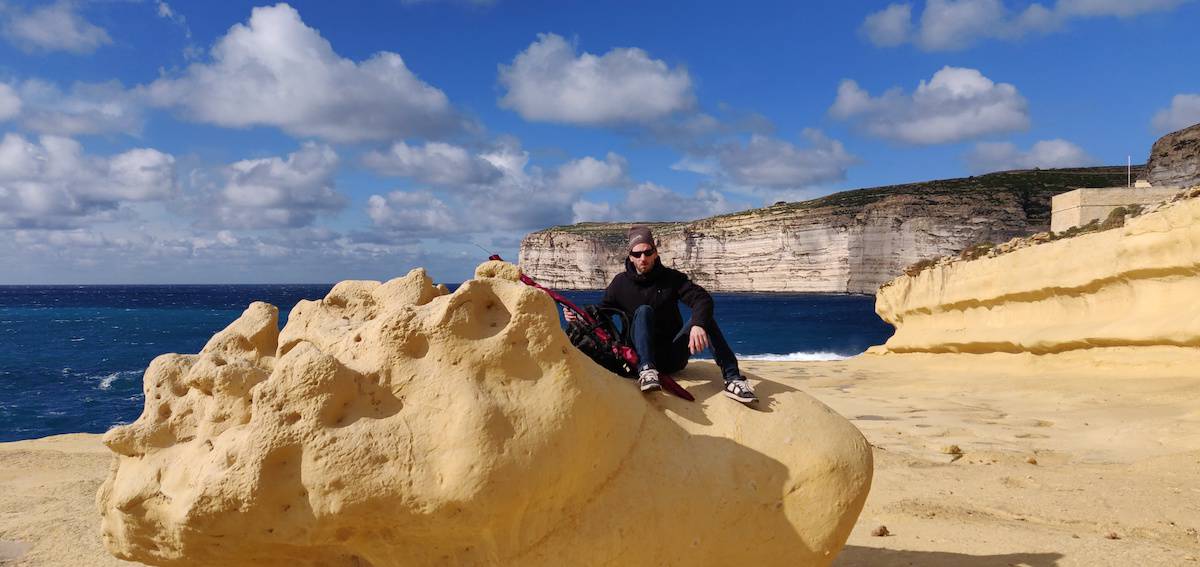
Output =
[
  {"x1": 861, "y1": 3, "x2": 914, "y2": 46},
  {"x1": 201, "y1": 143, "x2": 345, "y2": 229},
  {"x1": 364, "y1": 137, "x2": 639, "y2": 236},
  {"x1": 570, "y1": 200, "x2": 617, "y2": 223},
  {"x1": 0, "y1": 134, "x2": 176, "y2": 228},
  {"x1": 965, "y1": 139, "x2": 1096, "y2": 173},
  {"x1": 574, "y1": 183, "x2": 743, "y2": 223},
  {"x1": 366, "y1": 191, "x2": 457, "y2": 234},
  {"x1": 498, "y1": 33, "x2": 694, "y2": 125},
  {"x1": 366, "y1": 139, "x2": 626, "y2": 193},
  {"x1": 829, "y1": 66, "x2": 1029, "y2": 145},
  {"x1": 144, "y1": 3, "x2": 463, "y2": 142},
  {"x1": 0, "y1": 224, "x2": 459, "y2": 284},
  {"x1": 554, "y1": 153, "x2": 627, "y2": 192},
  {"x1": 1056, "y1": 0, "x2": 1187, "y2": 17},
  {"x1": 0, "y1": 83, "x2": 20, "y2": 121},
  {"x1": 1, "y1": 1, "x2": 111, "y2": 54},
  {"x1": 363, "y1": 141, "x2": 503, "y2": 185},
  {"x1": 917, "y1": 0, "x2": 1009, "y2": 50},
  {"x1": 639, "y1": 185, "x2": 741, "y2": 221},
  {"x1": 462, "y1": 144, "x2": 630, "y2": 230},
  {"x1": 716, "y1": 130, "x2": 858, "y2": 188},
  {"x1": 14, "y1": 79, "x2": 142, "y2": 136},
  {"x1": 863, "y1": 0, "x2": 1187, "y2": 50},
  {"x1": 1151, "y1": 94, "x2": 1200, "y2": 133},
  {"x1": 669, "y1": 156, "x2": 720, "y2": 176}
]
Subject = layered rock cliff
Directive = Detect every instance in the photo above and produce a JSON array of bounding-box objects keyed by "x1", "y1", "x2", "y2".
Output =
[
  {"x1": 1148, "y1": 122, "x2": 1200, "y2": 188},
  {"x1": 98, "y1": 261, "x2": 873, "y2": 567},
  {"x1": 873, "y1": 188, "x2": 1200, "y2": 354},
  {"x1": 520, "y1": 167, "x2": 1136, "y2": 293}
]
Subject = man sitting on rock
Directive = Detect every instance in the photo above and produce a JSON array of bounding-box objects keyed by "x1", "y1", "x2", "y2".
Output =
[{"x1": 565, "y1": 225, "x2": 757, "y2": 404}]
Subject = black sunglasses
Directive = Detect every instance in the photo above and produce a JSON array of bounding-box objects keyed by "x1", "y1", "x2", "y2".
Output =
[{"x1": 629, "y1": 248, "x2": 656, "y2": 258}]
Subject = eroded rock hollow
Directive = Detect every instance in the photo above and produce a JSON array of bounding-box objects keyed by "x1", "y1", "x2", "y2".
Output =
[{"x1": 98, "y1": 261, "x2": 872, "y2": 567}]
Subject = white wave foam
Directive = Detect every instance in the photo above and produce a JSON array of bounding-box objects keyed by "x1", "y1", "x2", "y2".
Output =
[
  {"x1": 95, "y1": 370, "x2": 141, "y2": 390},
  {"x1": 98, "y1": 373, "x2": 120, "y2": 390},
  {"x1": 696, "y1": 351, "x2": 850, "y2": 362}
]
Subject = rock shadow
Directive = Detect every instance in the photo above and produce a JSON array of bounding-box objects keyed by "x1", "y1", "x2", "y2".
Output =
[
  {"x1": 835, "y1": 546, "x2": 1063, "y2": 566},
  {"x1": 659, "y1": 361, "x2": 799, "y2": 424}
]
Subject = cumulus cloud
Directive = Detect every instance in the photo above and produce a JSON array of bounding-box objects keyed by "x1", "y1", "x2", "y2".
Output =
[
  {"x1": 965, "y1": 139, "x2": 1096, "y2": 173},
  {"x1": 198, "y1": 143, "x2": 345, "y2": 229},
  {"x1": 829, "y1": 66, "x2": 1029, "y2": 145},
  {"x1": 1, "y1": 0, "x2": 111, "y2": 54},
  {"x1": 498, "y1": 33, "x2": 694, "y2": 125},
  {"x1": 465, "y1": 145, "x2": 630, "y2": 230},
  {"x1": 860, "y1": 3, "x2": 914, "y2": 46},
  {"x1": 573, "y1": 183, "x2": 743, "y2": 223},
  {"x1": 0, "y1": 83, "x2": 20, "y2": 121},
  {"x1": 1056, "y1": 0, "x2": 1187, "y2": 17},
  {"x1": 366, "y1": 191, "x2": 457, "y2": 234},
  {"x1": 13, "y1": 79, "x2": 142, "y2": 136},
  {"x1": 363, "y1": 141, "x2": 503, "y2": 186},
  {"x1": 0, "y1": 134, "x2": 176, "y2": 228},
  {"x1": 554, "y1": 153, "x2": 627, "y2": 192},
  {"x1": 367, "y1": 139, "x2": 626, "y2": 193},
  {"x1": 144, "y1": 3, "x2": 463, "y2": 142},
  {"x1": 364, "y1": 138, "x2": 635, "y2": 236},
  {"x1": 716, "y1": 130, "x2": 858, "y2": 189},
  {"x1": 862, "y1": 0, "x2": 1187, "y2": 50},
  {"x1": 1151, "y1": 94, "x2": 1200, "y2": 133}
]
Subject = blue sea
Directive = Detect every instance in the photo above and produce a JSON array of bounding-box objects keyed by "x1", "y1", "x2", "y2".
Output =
[{"x1": 0, "y1": 285, "x2": 893, "y2": 442}]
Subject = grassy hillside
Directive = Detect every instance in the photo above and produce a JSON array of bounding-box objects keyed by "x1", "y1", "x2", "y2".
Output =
[{"x1": 540, "y1": 165, "x2": 1143, "y2": 234}]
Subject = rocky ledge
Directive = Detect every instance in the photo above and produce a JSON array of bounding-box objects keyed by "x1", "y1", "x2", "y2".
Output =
[
  {"x1": 873, "y1": 187, "x2": 1200, "y2": 354},
  {"x1": 1147, "y1": 122, "x2": 1200, "y2": 188}
]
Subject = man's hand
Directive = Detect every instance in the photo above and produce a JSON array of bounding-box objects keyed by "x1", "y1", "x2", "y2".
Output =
[
  {"x1": 689, "y1": 325, "x2": 710, "y2": 355},
  {"x1": 563, "y1": 306, "x2": 577, "y2": 323}
]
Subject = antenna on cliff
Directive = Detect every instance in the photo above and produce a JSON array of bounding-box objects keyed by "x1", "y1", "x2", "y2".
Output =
[{"x1": 1128, "y1": 155, "x2": 1132, "y2": 188}]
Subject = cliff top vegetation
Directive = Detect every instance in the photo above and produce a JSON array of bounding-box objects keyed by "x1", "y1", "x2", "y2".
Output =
[{"x1": 539, "y1": 165, "x2": 1142, "y2": 236}]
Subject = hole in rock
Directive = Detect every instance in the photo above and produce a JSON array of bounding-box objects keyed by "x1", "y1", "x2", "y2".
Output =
[{"x1": 445, "y1": 286, "x2": 511, "y2": 340}]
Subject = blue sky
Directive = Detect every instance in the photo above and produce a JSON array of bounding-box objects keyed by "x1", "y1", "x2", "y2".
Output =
[{"x1": 0, "y1": 0, "x2": 1196, "y2": 284}]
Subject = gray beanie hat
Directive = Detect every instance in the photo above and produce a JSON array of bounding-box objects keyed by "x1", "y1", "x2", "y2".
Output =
[{"x1": 627, "y1": 225, "x2": 654, "y2": 250}]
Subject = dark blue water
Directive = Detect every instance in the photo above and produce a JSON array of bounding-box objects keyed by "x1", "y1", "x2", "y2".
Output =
[{"x1": 0, "y1": 285, "x2": 892, "y2": 442}]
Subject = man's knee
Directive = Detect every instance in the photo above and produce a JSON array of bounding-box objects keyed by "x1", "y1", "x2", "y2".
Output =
[{"x1": 633, "y1": 304, "x2": 654, "y2": 323}]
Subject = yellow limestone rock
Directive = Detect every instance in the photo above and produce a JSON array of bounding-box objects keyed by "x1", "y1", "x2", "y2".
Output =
[
  {"x1": 876, "y1": 196, "x2": 1200, "y2": 354},
  {"x1": 97, "y1": 264, "x2": 872, "y2": 566}
]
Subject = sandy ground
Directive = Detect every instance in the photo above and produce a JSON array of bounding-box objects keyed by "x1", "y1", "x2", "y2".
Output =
[{"x1": 2, "y1": 352, "x2": 1199, "y2": 566}]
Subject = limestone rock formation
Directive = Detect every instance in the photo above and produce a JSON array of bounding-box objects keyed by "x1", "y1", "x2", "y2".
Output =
[
  {"x1": 873, "y1": 191, "x2": 1200, "y2": 354},
  {"x1": 97, "y1": 262, "x2": 873, "y2": 566},
  {"x1": 1147, "y1": 122, "x2": 1200, "y2": 188},
  {"x1": 520, "y1": 167, "x2": 1136, "y2": 293}
]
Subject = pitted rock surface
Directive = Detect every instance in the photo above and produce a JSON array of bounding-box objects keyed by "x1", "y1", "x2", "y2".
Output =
[{"x1": 98, "y1": 262, "x2": 872, "y2": 567}]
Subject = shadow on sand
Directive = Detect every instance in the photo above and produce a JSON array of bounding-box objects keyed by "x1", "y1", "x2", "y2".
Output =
[{"x1": 835, "y1": 545, "x2": 1064, "y2": 566}]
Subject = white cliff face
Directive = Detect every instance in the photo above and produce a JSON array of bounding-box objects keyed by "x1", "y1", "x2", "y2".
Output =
[{"x1": 520, "y1": 168, "x2": 1136, "y2": 293}]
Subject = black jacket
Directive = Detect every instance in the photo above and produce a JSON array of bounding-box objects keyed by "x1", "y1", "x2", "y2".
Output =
[{"x1": 600, "y1": 258, "x2": 715, "y2": 346}]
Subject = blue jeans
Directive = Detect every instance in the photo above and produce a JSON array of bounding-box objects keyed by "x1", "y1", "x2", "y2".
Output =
[{"x1": 630, "y1": 305, "x2": 742, "y2": 382}]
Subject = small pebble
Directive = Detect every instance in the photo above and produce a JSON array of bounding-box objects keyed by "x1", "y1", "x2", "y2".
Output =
[
  {"x1": 1105, "y1": 532, "x2": 1120, "y2": 540},
  {"x1": 1026, "y1": 456, "x2": 1038, "y2": 465},
  {"x1": 871, "y1": 525, "x2": 890, "y2": 537},
  {"x1": 940, "y1": 444, "x2": 962, "y2": 455}
]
